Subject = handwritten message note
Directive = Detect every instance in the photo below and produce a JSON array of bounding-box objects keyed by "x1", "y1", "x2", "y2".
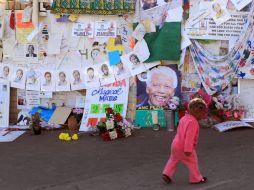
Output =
[{"x1": 80, "y1": 79, "x2": 129, "y2": 131}]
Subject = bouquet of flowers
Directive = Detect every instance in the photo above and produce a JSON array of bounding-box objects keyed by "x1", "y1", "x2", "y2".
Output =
[
  {"x1": 96, "y1": 107, "x2": 133, "y2": 141},
  {"x1": 211, "y1": 94, "x2": 245, "y2": 121},
  {"x1": 159, "y1": 96, "x2": 180, "y2": 110}
]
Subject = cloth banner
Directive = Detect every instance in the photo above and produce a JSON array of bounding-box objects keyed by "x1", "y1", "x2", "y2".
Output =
[
  {"x1": 51, "y1": 0, "x2": 135, "y2": 15},
  {"x1": 143, "y1": 22, "x2": 181, "y2": 62},
  {"x1": 190, "y1": 2, "x2": 254, "y2": 95}
]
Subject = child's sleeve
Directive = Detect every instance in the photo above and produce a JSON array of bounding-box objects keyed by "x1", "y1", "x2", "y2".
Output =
[{"x1": 184, "y1": 120, "x2": 198, "y2": 153}]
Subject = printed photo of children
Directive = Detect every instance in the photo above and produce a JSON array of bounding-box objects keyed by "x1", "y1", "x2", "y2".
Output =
[
  {"x1": 41, "y1": 71, "x2": 55, "y2": 92},
  {"x1": 11, "y1": 68, "x2": 27, "y2": 89},
  {"x1": 56, "y1": 70, "x2": 70, "y2": 91},
  {"x1": 112, "y1": 61, "x2": 131, "y2": 81},
  {"x1": 0, "y1": 64, "x2": 12, "y2": 80},
  {"x1": 26, "y1": 69, "x2": 41, "y2": 91},
  {"x1": 84, "y1": 66, "x2": 100, "y2": 88},
  {"x1": 121, "y1": 52, "x2": 146, "y2": 76},
  {"x1": 70, "y1": 69, "x2": 85, "y2": 90},
  {"x1": 98, "y1": 62, "x2": 116, "y2": 86}
]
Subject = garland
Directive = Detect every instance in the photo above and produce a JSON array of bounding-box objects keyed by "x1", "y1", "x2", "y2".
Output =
[{"x1": 190, "y1": 2, "x2": 254, "y2": 95}]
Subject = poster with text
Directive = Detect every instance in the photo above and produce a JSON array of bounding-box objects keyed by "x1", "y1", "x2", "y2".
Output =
[
  {"x1": 72, "y1": 22, "x2": 94, "y2": 38},
  {"x1": 0, "y1": 80, "x2": 10, "y2": 128},
  {"x1": 94, "y1": 21, "x2": 117, "y2": 37},
  {"x1": 185, "y1": 12, "x2": 248, "y2": 41},
  {"x1": 80, "y1": 79, "x2": 129, "y2": 131}
]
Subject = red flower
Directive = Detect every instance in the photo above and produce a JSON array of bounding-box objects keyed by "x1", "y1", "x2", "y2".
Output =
[
  {"x1": 114, "y1": 113, "x2": 123, "y2": 122},
  {"x1": 101, "y1": 132, "x2": 111, "y2": 141},
  {"x1": 106, "y1": 108, "x2": 114, "y2": 114},
  {"x1": 116, "y1": 129, "x2": 124, "y2": 138}
]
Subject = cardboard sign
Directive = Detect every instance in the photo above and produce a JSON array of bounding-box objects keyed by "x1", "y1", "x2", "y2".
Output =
[
  {"x1": 214, "y1": 121, "x2": 253, "y2": 132},
  {"x1": 48, "y1": 107, "x2": 72, "y2": 125}
]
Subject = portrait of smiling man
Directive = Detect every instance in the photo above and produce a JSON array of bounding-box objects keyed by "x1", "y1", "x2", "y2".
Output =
[{"x1": 136, "y1": 66, "x2": 179, "y2": 108}]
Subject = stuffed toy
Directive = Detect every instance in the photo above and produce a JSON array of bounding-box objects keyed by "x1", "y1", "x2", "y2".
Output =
[{"x1": 212, "y1": 97, "x2": 224, "y2": 110}]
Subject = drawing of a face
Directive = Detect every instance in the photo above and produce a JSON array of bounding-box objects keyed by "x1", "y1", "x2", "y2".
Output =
[{"x1": 91, "y1": 48, "x2": 100, "y2": 61}]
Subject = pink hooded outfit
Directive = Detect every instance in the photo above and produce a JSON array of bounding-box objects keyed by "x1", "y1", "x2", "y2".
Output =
[{"x1": 163, "y1": 114, "x2": 203, "y2": 183}]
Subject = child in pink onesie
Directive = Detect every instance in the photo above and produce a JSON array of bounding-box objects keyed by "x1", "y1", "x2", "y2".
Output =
[{"x1": 162, "y1": 97, "x2": 208, "y2": 184}]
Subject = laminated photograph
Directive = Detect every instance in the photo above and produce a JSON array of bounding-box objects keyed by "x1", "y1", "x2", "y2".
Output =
[
  {"x1": 211, "y1": 0, "x2": 231, "y2": 26},
  {"x1": 17, "y1": 89, "x2": 27, "y2": 110},
  {"x1": 55, "y1": 70, "x2": 71, "y2": 91},
  {"x1": 112, "y1": 61, "x2": 131, "y2": 81},
  {"x1": 40, "y1": 70, "x2": 56, "y2": 92},
  {"x1": 94, "y1": 21, "x2": 117, "y2": 38},
  {"x1": 26, "y1": 68, "x2": 41, "y2": 91},
  {"x1": 83, "y1": 65, "x2": 101, "y2": 88},
  {"x1": 132, "y1": 23, "x2": 146, "y2": 41},
  {"x1": 0, "y1": 64, "x2": 13, "y2": 81},
  {"x1": 72, "y1": 22, "x2": 94, "y2": 38},
  {"x1": 11, "y1": 67, "x2": 27, "y2": 89},
  {"x1": 139, "y1": 4, "x2": 169, "y2": 26},
  {"x1": 25, "y1": 44, "x2": 38, "y2": 63},
  {"x1": 70, "y1": 69, "x2": 85, "y2": 91},
  {"x1": 140, "y1": 0, "x2": 169, "y2": 11},
  {"x1": 98, "y1": 62, "x2": 116, "y2": 86},
  {"x1": 121, "y1": 52, "x2": 146, "y2": 76}
]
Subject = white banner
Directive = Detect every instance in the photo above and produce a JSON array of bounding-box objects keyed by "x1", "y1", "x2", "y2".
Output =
[
  {"x1": 185, "y1": 12, "x2": 248, "y2": 40},
  {"x1": 80, "y1": 79, "x2": 129, "y2": 131}
]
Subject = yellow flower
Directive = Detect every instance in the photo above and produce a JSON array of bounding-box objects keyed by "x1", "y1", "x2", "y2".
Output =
[
  {"x1": 58, "y1": 133, "x2": 65, "y2": 140},
  {"x1": 64, "y1": 133, "x2": 71, "y2": 141},
  {"x1": 72, "y1": 134, "x2": 79, "y2": 140}
]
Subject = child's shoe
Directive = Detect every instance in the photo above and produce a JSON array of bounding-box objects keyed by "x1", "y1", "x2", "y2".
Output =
[
  {"x1": 162, "y1": 174, "x2": 171, "y2": 184},
  {"x1": 190, "y1": 177, "x2": 207, "y2": 184}
]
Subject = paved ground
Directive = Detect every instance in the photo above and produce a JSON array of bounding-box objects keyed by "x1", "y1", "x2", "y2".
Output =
[{"x1": 0, "y1": 127, "x2": 254, "y2": 190}]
